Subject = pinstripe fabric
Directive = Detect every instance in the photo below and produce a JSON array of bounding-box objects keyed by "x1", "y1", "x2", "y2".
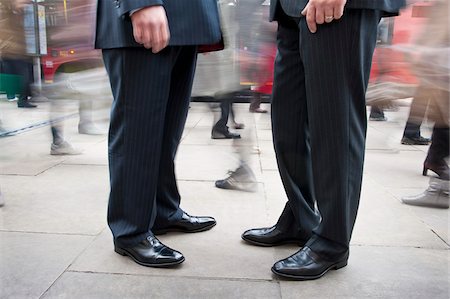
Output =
[
  {"x1": 270, "y1": 0, "x2": 406, "y2": 21},
  {"x1": 95, "y1": 0, "x2": 222, "y2": 49},
  {"x1": 271, "y1": 7, "x2": 381, "y2": 259},
  {"x1": 102, "y1": 46, "x2": 197, "y2": 247},
  {"x1": 96, "y1": 0, "x2": 221, "y2": 248}
]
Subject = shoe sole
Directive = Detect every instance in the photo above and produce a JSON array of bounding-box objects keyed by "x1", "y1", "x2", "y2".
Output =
[
  {"x1": 271, "y1": 259, "x2": 348, "y2": 280},
  {"x1": 114, "y1": 247, "x2": 185, "y2": 268},
  {"x1": 401, "y1": 141, "x2": 429, "y2": 145},
  {"x1": 215, "y1": 183, "x2": 258, "y2": 193},
  {"x1": 241, "y1": 235, "x2": 305, "y2": 247},
  {"x1": 211, "y1": 135, "x2": 241, "y2": 139},
  {"x1": 153, "y1": 222, "x2": 217, "y2": 235}
]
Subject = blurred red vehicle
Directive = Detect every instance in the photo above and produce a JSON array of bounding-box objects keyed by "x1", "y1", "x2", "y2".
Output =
[{"x1": 40, "y1": 0, "x2": 101, "y2": 83}]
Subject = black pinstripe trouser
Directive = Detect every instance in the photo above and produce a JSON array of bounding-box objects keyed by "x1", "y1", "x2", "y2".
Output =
[
  {"x1": 102, "y1": 46, "x2": 197, "y2": 247},
  {"x1": 271, "y1": 7, "x2": 381, "y2": 259}
]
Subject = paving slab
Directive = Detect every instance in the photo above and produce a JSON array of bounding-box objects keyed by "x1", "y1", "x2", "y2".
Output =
[
  {"x1": 0, "y1": 232, "x2": 93, "y2": 299},
  {"x1": 42, "y1": 271, "x2": 282, "y2": 299},
  {"x1": 175, "y1": 144, "x2": 263, "y2": 182},
  {"x1": 0, "y1": 164, "x2": 109, "y2": 235},
  {"x1": 352, "y1": 178, "x2": 447, "y2": 249},
  {"x1": 261, "y1": 171, "x2": 446, "y2": 249},
  {"x1": 366, "y1": 125, "x2": 424, "y2": 152},
  {"x1": 277, "y1": 246, "x2": 450, "y2": 299},
  {"x1": 0, "y1": 127, "x2": 66, "y2": 176},
  {"x1": 364, "y1": 150, "x2": 429, "y2": 189},
  {"x1": 69, "y1": 229, "x2": 278, "y2": 281},
  {"x1": 0, "y1": 119, "x2": 107, "y2": 175},
  {"x1": 69, "y1": 180, "x2": 277, "y2": 280},
  {"x1": 386, "y1": 186, "x2": 449, "y2": 245},
  {"x1": 256, "y1": 140, "x2": 278, "y2": 172},
  {"x1": 63, "y1": 140, "x2": 108, "y2": 166}
]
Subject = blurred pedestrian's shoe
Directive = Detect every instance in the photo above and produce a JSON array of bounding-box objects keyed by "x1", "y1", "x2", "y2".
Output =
[
  {"x1": 17, "y1": 99, "x2": 37, "y2": 108},
  {"x1": 7, "y1": 96, "x2": 18, "y2": 101},
  {"x1": 369, "y1": 106, "x2": 386, "y2": 121},
  {"x1": 250, "y1": 107, "x2": 268, "y2": 113},
  {"x1": 402, "y1": 178, "x2": 449, "y2": 209},
  {"x1": 211, "y1": 125, "x2": 240, "y2": 139},
  {"x1": 271, "y1": 247, "x2": 349, "y2": 280},
  {"x1": 215, "y1": 165, "x2": 257, "y2": 192},
  {"x1": 114, "y1": 235, "x2": 184, "y2": 267},
  {"x1": 50, "y1": 141, "x2": 82, "y2": 155},
  {"x1": 423, "y1": 160, "x2": 449, "y2": 180},
  {"x1": 152, "y1": 212, "x2": 216, "y2": 235},
  {"x1": 369, "y1": 114, "x2": 387, "y2": 121},
  {"x1": 401, "y1": 135, "x2": 431, "y2": 145},
  {"x1": 242, "y1": 225, "x2": 307, "y2": 247},
  {"x1": 233, "y1": 122, "x2": 245, "y2": 130},
  {"x1": 78, "y1": 122, "x2": 106, "y2": 135}
]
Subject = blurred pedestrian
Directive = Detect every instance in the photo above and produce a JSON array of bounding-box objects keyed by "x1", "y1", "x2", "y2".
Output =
[
  {"x1": 369, "y1": 18, "x2": 394, "y2": 121},
  {"x1": 211, "y1": 94, "x2": 243, "y2": 139},
  {"x1": 400, "y1": 87, "x2": 431, "y2": 145},
  {"x1": 96, "y1": 0, "x2": 221, "y2": 268},
  {"x1": 0, "y1": 0, "x2": 37, "y2": 108},
  {"x1": 408, "y1": 0, "x2": 449, "y2": 179},
  {"x1": 192, "y1": 0, "x2": 243, "y2": 139},
  {"x1": 242, "y1": 0, "x2": 405, "y2": 280},
  {"x1": 44, "y1": 0, "x2": 106, "y2": 155}
]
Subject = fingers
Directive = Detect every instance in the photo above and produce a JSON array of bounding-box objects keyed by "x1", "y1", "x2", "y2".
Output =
[
  {"x1": 151, "y1": 27, "x2": 162, "y2": 53},
  {"x1": 302, "y1": 3, "x2": 317, "y2": 33},
  {"x1": 324, "y1": 8, "x2": 334, "y2": 23},
  {"x1": 316, "y1": 6, "x2": 325, "y2": 25},
  {"x1": 142, "y1": 27, "x2": 153, "y2": 50},
  {"x1": 133, "y1": 25, "x2": 143, "y2": 45},
  {"x1": 131, "y1": 6, "x2": 170, "y2": 53},
  {"x1": 334, "y1": 4, "x2": 344, "y2": 20},
  {"x1": 301, "y1": 0, "x2": 346, "y2": 33},
  {"x1": 161, "y1": 23, "x2": 170, "y2": 50}
]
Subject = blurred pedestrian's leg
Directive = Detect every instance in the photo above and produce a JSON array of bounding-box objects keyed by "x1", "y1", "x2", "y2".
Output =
[
  {"x1": 423, "y1": 126, "x2": 449, "y2": 180},
  {"x1": 212, "y1": 97, "x2": 241, "y2": 139},
  {"x1": 249, "y1": 92, "x2": 267, "y2": 113},
  {"x1": 369, "y1": 103, "x2": 386, "y2": 121},
  {"x1": 401, "y1": 86, "x2": 431, "y2": 145}
]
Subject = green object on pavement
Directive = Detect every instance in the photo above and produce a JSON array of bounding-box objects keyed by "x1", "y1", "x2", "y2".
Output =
[{"x1": 0, "y1": 73, "x2": 22, "y2": 96}]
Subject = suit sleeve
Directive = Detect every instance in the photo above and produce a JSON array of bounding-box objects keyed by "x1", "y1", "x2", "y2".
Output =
[{"x1": 115, "y1": 0, "x2": 164, "y2": 16}]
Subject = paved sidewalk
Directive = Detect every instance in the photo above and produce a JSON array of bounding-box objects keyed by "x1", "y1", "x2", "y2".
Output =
[{"x1": 0, "y1": 101, "x2": 448, "y2": 298}]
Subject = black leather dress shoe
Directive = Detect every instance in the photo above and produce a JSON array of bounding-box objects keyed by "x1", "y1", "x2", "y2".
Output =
[
  {"x1": 114, "y1": 235, "x2": 184, "y2": 267},
  {"x1": 271, "y1": 247, "x2": 349, "y2": 280},
  {"x1": 153, "y1": 212, "x2": 216, "y2": 235},
  {"x1": 241, "y1": 225, "x2": 307, "y2": 247}
]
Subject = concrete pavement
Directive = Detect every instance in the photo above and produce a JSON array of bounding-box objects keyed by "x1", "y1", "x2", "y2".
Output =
[{"x1": 0, "y1": 99, "x2": 448, "y2": 298}]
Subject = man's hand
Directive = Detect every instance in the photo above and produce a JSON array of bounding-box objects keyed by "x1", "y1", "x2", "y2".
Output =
[
  {"x1": 131, "y1": 6, "x2": 170, "y2": 53},
  {"x1": 301, "y1": 0, "x2": 346, "y2": 33}
]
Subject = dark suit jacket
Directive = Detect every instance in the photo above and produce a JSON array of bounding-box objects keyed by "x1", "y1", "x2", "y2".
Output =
[
  {"x1": 95, "y1": 0, "x2": 222, "y2": 49},
  {"x1": 270, "y1": 0, "x2": 407, "y2": 21}
]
